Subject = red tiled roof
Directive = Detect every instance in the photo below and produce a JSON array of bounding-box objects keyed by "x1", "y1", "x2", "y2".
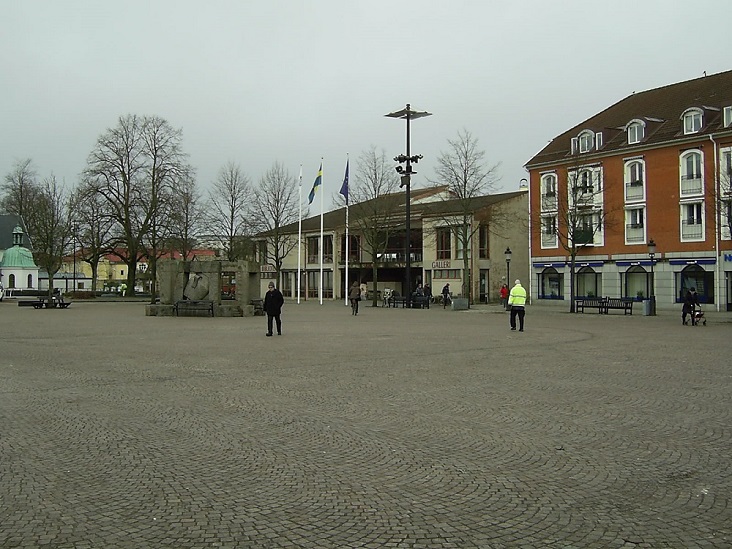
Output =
[{"x1": 525, "y1": 69, "x2": 732, "y2": 168}]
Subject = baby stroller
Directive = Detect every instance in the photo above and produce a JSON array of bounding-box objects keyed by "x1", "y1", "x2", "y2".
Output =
[{"x1": 693, "y1": 307, "x2": 706, "y2": 326}]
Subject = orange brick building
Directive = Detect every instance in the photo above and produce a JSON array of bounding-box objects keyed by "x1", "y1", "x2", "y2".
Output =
[{"x1": 525, "y1": 70, "x2": 732, "y2": 311}]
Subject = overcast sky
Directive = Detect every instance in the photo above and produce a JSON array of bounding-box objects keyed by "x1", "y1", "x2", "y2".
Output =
[{"x1": 2, "y1": 0, "x2": 730, "y2": 207}]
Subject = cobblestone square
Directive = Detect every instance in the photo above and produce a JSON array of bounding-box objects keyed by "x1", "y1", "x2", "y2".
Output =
[{"x1": 1, "y1": 300, "x2": 730, "y2": 548}]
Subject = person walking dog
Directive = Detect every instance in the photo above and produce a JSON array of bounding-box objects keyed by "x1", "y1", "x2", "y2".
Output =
[
  {"x1": 508, "y1": 279, "x2": 527, "y2": 332},
  {"x1": 263, "y1": 281, "x2": 284, "y2": 336}
]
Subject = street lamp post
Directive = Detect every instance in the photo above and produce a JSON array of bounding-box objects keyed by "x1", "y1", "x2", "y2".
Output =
[
  {"x1": 504, "y1": 247, "x2": 512, "y2": 309},
  {"x1": 648, "y1": 239, "x2": 656, "y2": 316},
  {"x1": 386, "y1": 103, "x2": 432, "y2": 308},
  {"x1": 72, "y1": 224, "x2": 77, "y2": 296}
]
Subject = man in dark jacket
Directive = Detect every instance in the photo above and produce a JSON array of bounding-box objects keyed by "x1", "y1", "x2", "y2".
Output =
[{"x1": 263, "y1": 282, "x2": 284, "y2": 336}]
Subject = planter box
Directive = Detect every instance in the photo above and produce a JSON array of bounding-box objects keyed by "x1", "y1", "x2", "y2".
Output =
[{"x1": 451, "y1": 297, "x2": 469, "y2": 310}]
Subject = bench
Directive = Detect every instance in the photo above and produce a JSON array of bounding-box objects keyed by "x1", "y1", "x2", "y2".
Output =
[
  {"x1": 174, "y1": 299, "x2": 214, "y2": 317},
  {"x1": 250, "y1": 299, "x2": 264, "y2": 316},
  {"x1": 19, "y1": 296, "x2": 72, "y2": 309},
  {"x1": 50, "y1": 296, "x2": 71, "y2": 308},
  {"x1": 410, "y1": 295, "x2": 430, "y2": 309},
  {"x1": 388, "y1": 295, "x2": 407, "y2": 308},
  {"x1": 604, "y1": 297, "x2": 634, "y2": 315},
  {"x1": 18, "y1": 299, "x2": 44, "y2": 308},
  {"x1": 574, "y1": 297, "x2": 606, "y2": 313}
]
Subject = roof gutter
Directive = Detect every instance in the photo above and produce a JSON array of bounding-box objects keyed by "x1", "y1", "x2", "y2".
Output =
[
  {"x1": 525, "y1": 129, "x2": 732, "y2": 172},
  {"x1": 709, "y1": 133, "x2": 721, "y2": 312}
]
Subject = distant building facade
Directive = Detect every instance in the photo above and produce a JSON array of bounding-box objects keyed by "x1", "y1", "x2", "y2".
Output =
[{"x1": 525, "y1": 70, "x2": 732, "y2": 311}]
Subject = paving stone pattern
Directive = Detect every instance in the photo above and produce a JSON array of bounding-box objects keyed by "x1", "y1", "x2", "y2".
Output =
[{"x1": 1, "y1": 300, "x2": 730, "y2": 548}]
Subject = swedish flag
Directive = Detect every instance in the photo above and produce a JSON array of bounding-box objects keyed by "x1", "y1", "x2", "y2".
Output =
[{"x1": 308, "y1": 163, "x2": 322, "y2": 205}]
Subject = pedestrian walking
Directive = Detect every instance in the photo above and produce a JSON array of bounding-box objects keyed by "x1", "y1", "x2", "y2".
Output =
[
  {"x1": 442, "y1": 283, "x2": 451, "y2": 308},
  {"x1": 500, "y1": 283, "x2": 509, "y2": 310},
  {"x1": 263, "y1": 281, "x2": 284, "y2": 336},
  {"x1": 682, "y1": 287, "x2": 700, "y2": 326},
  {"x1": 508, "y1": 279, "x2": 527, "y2": 332},
  {"x1": 349, "y1": 281, "x2": 361, "y2": 316}
]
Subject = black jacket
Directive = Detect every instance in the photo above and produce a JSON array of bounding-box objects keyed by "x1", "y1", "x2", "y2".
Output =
[
  {"x1": 263, "y1": 288, "x2": 284, "y2": 316},
  {"x1": 682, "y1": 290, "x2": 699, "y2": 313}
]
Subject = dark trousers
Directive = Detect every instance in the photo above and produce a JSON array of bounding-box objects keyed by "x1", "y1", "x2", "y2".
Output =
[
  {"x1": 350, "y1": 298, "x2": 359, "y2": 315},
  {"x1": 510, "y1": 306, "x2": 525, "y2": 330},
  {"x1": 682, "y1": 309, "x2": 696, "y2": 325},
  {"x1": 267, "y1": 314, "x2": 282, "y2": 335}
]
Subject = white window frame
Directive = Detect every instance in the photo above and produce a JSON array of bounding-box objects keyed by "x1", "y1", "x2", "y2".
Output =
[
  {"x1": 721, "y1": 147, "x2": 732, "y2": 195},
  {"x1": 724, "y1": 106, "x2": 732, "y2": 128},
  {"x1": 680, "y1": 150, "x2": 703, "y2": 197},
  {"x1": 579, "y1": 131, "x2": 594, "y2": 153},
  {"x1": 595, "y1": 132, "x2": 603, "y2": 150},
  {"x1": 626, "y1": 120, "x2": 645, "y2": 144},
  {"x1": 540, "y1": 215, "x2": 558, "y2": 249},
  {"x1": 722, "y1": 200, "x2": 732, "y2": 240},
  {"x1": 682, "y1": 109, "x2": 703, "y2": 135},
  {"x1": 624, "y1": 207, "x2": 646, "y2": 245},
  {"x1": 680, "y1": 201, "x2": 705, "y2": 242},
  {"x1": 542, "y1": 174, "x2": 557, "y2": 197},
  {"x1": 572, "y1": 212, "x2": 603, "y2": 247}
]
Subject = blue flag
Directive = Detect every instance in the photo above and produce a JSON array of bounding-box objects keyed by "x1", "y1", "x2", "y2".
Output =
[
  {"x1": 339, "y1": 160, "x2": 349, "y2": 203},
  {"x1": 308, "y1": 163, "x2": 322, "y2": 205}
]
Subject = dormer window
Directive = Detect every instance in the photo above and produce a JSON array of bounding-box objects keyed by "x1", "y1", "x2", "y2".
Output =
[
  {"x1": 626, "y1": 120, "x2": 645, "y2": 144},
  {"x1": 579, "y1": 131, "x2": 593, "y2": 152},
  {"x1": 682, "y1": 108, "x2": 703, "y2": 134},
  {"x1": 724, "y1": 106, "x2": 732, "y2": 128}
]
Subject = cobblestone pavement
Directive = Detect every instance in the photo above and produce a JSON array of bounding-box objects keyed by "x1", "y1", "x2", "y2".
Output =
[{"x1": 1, "y1": 300, "x2": 730, "y2": 548}]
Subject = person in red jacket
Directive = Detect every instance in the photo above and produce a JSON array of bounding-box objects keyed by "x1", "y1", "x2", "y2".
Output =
[{"x1": 500, "y1": 283, "x2": 509, "y2": 310}]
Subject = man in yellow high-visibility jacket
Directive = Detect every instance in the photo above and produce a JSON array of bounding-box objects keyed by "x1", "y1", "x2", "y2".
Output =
[{"x1": 508, "y1": 279, "x2": 527, "y2": 332}]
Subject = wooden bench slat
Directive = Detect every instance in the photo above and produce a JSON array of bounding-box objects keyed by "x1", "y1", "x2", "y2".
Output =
[{"x1": 174, "y1": 300, "x2": 214, "y2": 317}]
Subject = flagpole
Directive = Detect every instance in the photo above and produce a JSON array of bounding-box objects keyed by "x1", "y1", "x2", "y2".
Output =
[
  {"x1": 297, "y1": 164, "x2": 302, "y2": 304},
  {"x1": 343, "y1": 155, "x2": 349, "y2": 306},
  {"x1": 319, "y1": 158, "x2": 324, "y2": 305}
]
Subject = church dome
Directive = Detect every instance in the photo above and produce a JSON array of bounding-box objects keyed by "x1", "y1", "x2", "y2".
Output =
[
  {"x1": 0, "y1": 244, "x2": 36, "y2": 268},
  {"x1": 0, "y1": 225, "x2": 37, "y2": 268}
]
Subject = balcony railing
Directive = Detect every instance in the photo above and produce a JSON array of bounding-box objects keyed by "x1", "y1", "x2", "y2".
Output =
[
  {"x1": 625, "y1": 182, "x2": 644, "y2": 202},
  {"x1": 625, "y1": 224, "x2": 645, "y2": 243},
  {"x1": 541, "y1": 195, "x2": 557, "y2": 211},
  {"x1": 681, "y1": 221, "x2": 703, "y2": 240},
  {"x1": 680, "y1": 175, "x2": 702, "y2": 196},
  {"x1": 541, "y1": 233, "x2": 557, "y2": 247}
]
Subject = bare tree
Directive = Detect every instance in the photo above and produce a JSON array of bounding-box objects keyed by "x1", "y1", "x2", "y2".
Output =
[
  {"x1": 2, "y1": 159, "x2": 41, "y2": 231},
  {"x1": 168, "y1": 170, "x2": 205, "y2": 261},
  {"x1": 250, "y1": 162, "x2": 300, "y2": 279},
  {"x1": 348, "y1": 147, "x2": 401, "y2": 307},
  {"x1": 206, "y1": 161, "x2": 251, "y2": 261},
  {"x1": 30, "y1": 175, "x2": 72, "y2": 296},
  {"x1": 84, "y1": 114, "x2": 188, "y2": 297},
  {"x1": 537, "y1": 155, "x2": 616, "y2": 312},
  {"x1": 70, "y1": 181, "x2": 117, "y2": 293},
  {"x1": 429, "y1": 129, "x2": 501, "y2": 302}
]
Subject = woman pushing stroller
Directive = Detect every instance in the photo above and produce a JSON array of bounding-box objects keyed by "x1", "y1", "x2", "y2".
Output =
[{"x1": 682, "y1": 287, "x2": 700, "y2": 326}]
